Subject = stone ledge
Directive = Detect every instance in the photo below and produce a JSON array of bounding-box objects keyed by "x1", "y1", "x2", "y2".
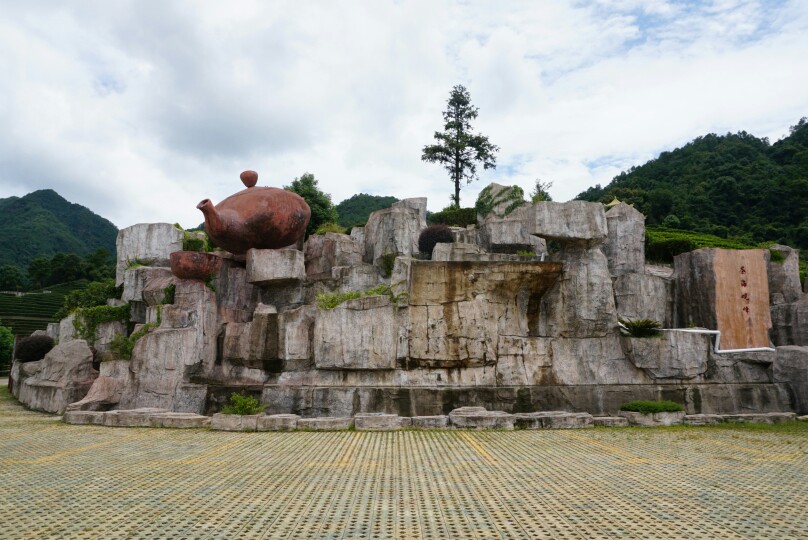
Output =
[
  {"x1": 257, "y1": 414, "x2": 300, "y2": 431},
  {"x1": 211, "y1": 413, "x2": 261, "y2": 432},
  {"x1": 63, "y1": 410, "x2": 105, "y2": 425},
  {"x1": 684, "y1": 414, "x2": 724, "y2": 426},
  {"x1": 721, "y1": 412, "x2": 796, "y2": 424},
  {"x1": 618, "y1": 410, "x2": 685, "y2": 427},
  {"x1": 514, "y1": 411, "x2": 594, "y2": 429},
  {"x1": 592, "y1": 416, "x2": 628, "y2": 428},
  {"x1": 448, "y1": 407, "x2": 514, "y2": 430},
  {"x1": 410, "y1": 415, "x2": 450, "y2": 429},
  {"x1": 297, "y1": 417, "x2": 354, "y2": 431},
  {"x1": 354, "y1": 413, "x2": 404, "y2": 431}
]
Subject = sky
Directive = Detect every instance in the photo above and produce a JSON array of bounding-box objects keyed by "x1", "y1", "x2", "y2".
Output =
[{"x1": 1, "y1": 0, "x2": 807, "y2": 229}]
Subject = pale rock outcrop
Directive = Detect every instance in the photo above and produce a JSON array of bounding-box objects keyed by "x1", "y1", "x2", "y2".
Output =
[
  {"x1": 59, "y1": 314, "x2": 77, "y2": 344},
  {"x1": 538, "y1": 245, "x2": 618, "y2": 338},
  {"x1": 350, "y1": 226, "x2": 365, "y2": 245},
  {"x1": 14, "y1": 340, "x2": 98, "y2": 414},
  {"x1": 122, "y1": 267, "x2": 174, "y2": 303},
  {"x1": 623, "y1": 330, "x2": 711, "y2": 379},
  {"x1": 603, "y1": 202, "x2": 645, "y2": 276},
  {"x1": 116, "y1": 223, "x2": 184, "y2": 286},
  {"x1": 66, "y1": 359, "x2": 130, "y2": 411},
  {"x1": 432, "y1": 242, "x2": 485, "y2": 261},
  {"x1": 332, "y1": 264, "x2": 382, "y2": 292},
  {"x1": 550, "y1": 336, "x2": 649, "y2": 385},
  {"x1": 223, "y1": 304, "x2": 278, "y2": 370},
  {"x1": 613, "y1": 272, "x2": 674, "y2": 327},
  {"x1": 247, "y1": 248, "x2": 305, "y2": 285},
  {"x1": 304, "y1": 233, "x2": 363, "y2": 278},
  {"x1": 278, "y1": 305, "x2": 316, "y2": 371},
  {"x1": 392, "y1": 197, "x2": 427, "y2": 223},
  {"x1": 314, "y1": 296, "x2": 398, "y2": 370},
  {"x1": 767, "y1": 245, "x2": 801, "y2": 305},
  {"x1": 363, "y1": 205, "x2": 425, "y2": 265},
  {"x1": 527, "y1": 201, "x2": 607, "y2": 244}
]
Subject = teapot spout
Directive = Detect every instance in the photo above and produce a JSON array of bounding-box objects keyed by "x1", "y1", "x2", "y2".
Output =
[{"x1": 197, "y1": 199, "x2": 224, "y2": 239}]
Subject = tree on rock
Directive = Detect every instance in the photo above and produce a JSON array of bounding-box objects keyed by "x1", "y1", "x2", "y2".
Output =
[
  {"x1": 422, "y1": 85, "x2": 499, "y2": 208},
  {"x1": 284, "y1": 173, "x2": 338, "y2": 238}
]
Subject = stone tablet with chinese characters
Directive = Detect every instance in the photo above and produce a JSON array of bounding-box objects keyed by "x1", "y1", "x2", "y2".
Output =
[{"x1": 713, "y1": 249, "x2": 771, "y2": 349}]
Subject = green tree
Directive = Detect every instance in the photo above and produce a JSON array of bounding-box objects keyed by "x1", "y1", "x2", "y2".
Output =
[
  {"x1": 530, "y1": 180, "x2": 553, "y2": 203},
  {"x1": 0, "y1": 323, "x2": 13, "y2": 371},
  {"x1": 0, "y1": 265, "x2": 26, "y2": 291},
  {"x1": 284, "y1": 173, "x2": 339, "y2": 237},
  {"x1": 27, "y1": 257, "x2": 51, "y2": 289},
  {"x1": 422, "y1": 85, "x2": 499, "y2": 208}
]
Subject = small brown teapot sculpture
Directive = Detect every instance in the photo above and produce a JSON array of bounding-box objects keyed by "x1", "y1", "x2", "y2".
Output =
[{"x1": 197, "y1": 170, "x2": 311, "y2": 255}]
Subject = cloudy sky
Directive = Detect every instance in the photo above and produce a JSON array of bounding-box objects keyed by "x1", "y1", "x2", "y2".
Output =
[{"x1": 1, "y1": 0, "x2": 807, "y2": 229}]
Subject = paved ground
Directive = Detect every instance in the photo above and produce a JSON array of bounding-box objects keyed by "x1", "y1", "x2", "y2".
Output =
[{"x1": 1, "y1": 384, "x2": 807, "y2": 539}]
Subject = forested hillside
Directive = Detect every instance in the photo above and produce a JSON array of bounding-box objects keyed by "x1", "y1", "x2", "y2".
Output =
[
  {"x1": 576, "y1": 118, "x2": 808, "y2": 248},
  {"x1": 0, "y1": 190, "x2": 118, "y2": 268},
  {"x1": 336, "y1": 194, "x2": 398, "y2": 228}
]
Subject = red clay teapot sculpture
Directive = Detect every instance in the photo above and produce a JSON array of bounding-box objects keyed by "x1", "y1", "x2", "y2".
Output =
[{"x1": 197, "y1": 170, "x2": 311, "y2": 255}]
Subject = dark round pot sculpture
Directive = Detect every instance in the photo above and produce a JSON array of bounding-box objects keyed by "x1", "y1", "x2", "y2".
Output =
[
  {"x1": 197, "y1": 170, "x2": 311, "y2": 255},
  {"x1": 170, "y1": 251, "x2": 222, "y2": 281}
]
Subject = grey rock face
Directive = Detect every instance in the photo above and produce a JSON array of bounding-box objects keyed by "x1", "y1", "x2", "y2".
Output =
[
  {"x1": 623, "y1": 331, "x2": 711, "y2": 380},
  {"x1": 314, "y1": 296, "x2": 398, "y2": 370},
  {"x1": 538, "y1": 245, "x2": 618, "y2": 338},
  {"x1": 116, "y1": 223, "x2": 184, "y2": 286},
  {"x1": 770, "y1": 298, "x2": 808, "y2": 346},
  {"x1": 15, "y1": 340, "x2": 98, "y2": 414},
  {"x1": 613, "y1": 272, "x2": 673, "y2": 327},
  {"x1": 773, "y1": 346, "x2": 808, "y2": 413},
  {"x1": 550, "y1": 336, "x2": 649, "y2": 385},
  {"x1": 223, "y1": 304, "x2": 278, "y2": 369},
  {"x1": 767, "y1": 245, "x2": 801, "y2": 305},
  {"x1": 363, "y1": 205, "x2": 425, "y2": 265},
  {"x1": 618, "y1": 410, "x2": 685, "y2": 426},
  {"x1": 122, "y1": 266, "x2": 174, "y2": 303},
  {"x1": 247, "y1": 248, "x2": 305, "y2": 285},
  {"x1": 332, "y1": 264, "x2": 382, "y2": 292},
  {"x1": 407, "y1": 260, "x2": 562, "y2": 369},
  {"x1": 392, "y1": 197, "x2": 428, "y2": 223},
  {"x1": 603, "y1": 203, "x2": 645, "y2": 276},
  {"x1": 278, "y1": 305, "x2": 316, "y2": 370},
  {"x1": 432, "y1": 242, "x2": 485, "y2": 261},
  {"x1": 304, "y1": 233, "x2": 363, "y2": 279},
  {"x1": 527, "y1": 201, "x2": 607, "y2": 243}
]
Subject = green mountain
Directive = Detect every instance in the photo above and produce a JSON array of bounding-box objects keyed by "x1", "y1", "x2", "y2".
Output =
[
  {"x1": 0, "y1": 189, "x2": 118, "y2": 269},
  {"x1": 576, "y1": 118, "x2": 808, "y2": 248},
  {"x1": 336, "y1": 193, "x2": 399, "y2": 228}
]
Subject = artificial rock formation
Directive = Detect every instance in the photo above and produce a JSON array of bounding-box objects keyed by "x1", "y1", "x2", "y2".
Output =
[{"x1": 9, "y1": 191, "x2": 805, "y2": 420}]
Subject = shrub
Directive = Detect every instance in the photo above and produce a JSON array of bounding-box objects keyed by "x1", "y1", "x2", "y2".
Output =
[
  {"x1": 15, "y1": 334, "x2": 55, "y2": 363},
  {"x1": 769, "y1": 249, "x2": 785, "y2": 264},
  {"x1": 618, "y1": 317, "x2": 662, "y2": 338},
  {"x1": 221, "y1": 393, "x2": 264, "y2": 415},
  {"x1": 428, "y1": 206, "x2": 477, "y2": 227},
  {"x1": 620, "y1": 400, "x2": 684, "y2": 414},
  {"x1": 108, "y1": 323, "x2": 156, "y2": 361},
  {"x1": 380, "y1": 251, "x2": 397, "y2": 278},
  {"x1": 316, "y1": 290, "x2": 362, "y2": 309},
  {"x1": 72, "y1": 304, "x2": 131, "y2": 346},
  {"x1": 313, "y1": 222, "x2": 346, "y2": 235},
  {"x1": 418, "y1": 225, "x2": 454, "y2": 258},
  {"x1": 56, "y1": 279, "x2": 120, "y2": 319}
]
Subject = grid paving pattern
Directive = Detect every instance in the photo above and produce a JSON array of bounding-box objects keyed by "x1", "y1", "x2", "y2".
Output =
[{"x1": 1, "y1": 384, "x2": 807, "y2": 539}]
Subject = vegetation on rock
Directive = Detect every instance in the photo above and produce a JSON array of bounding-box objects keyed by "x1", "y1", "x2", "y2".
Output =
[
  {"x1": 427, "y1": 206, "x2": 477, "y2": 227},
  {"x1": 72, "y1": 304, "x2": 130, "y2": 346},
  {"x1": 284, "y1": 173, "x2": 339, "y2": 238},
  {"x1": 620, "y1": 400, "x2": 684, "y2": 414},
  {"x1": 313, "y1": 222, "x2": 347, "y2": 235},
  {"x1": 618, "y1": 317, "x2": 662, "y2": 338},
  {"x1": 15, "y1": 334, "x2": 54, "y2": 363},
  {"x1": 221, "y1": 393, "x2": 264, "y2": 415},
  {"x1": 475, "y1": 184, "x2": 526, "y2": 219},
  {"x1": 55, "y1": 279, "x2": 120, "y2": 320},
  {"x1": 0, "y1": 323, "x2": 13, "y2": 373},
  {"x1": 418, "y1": 225, "x2": 454, "y2": 258}
]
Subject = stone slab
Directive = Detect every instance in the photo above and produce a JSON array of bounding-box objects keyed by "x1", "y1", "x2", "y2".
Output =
[
  {"x1": 513, "y1": 411, "x2": 594, "y2": 429},
  {"x1": 448, "y1": 408, "x2": 514, "y2": 430},
  {"x1": 150, "y1": 412, "x2": 211, "y2": 429},
  {"x1": 410, "y1": 416, "x2": 450, "y2": 429},
  {"x1": 592, "y1": 416, "x2": 628, "y2": 427},
  {"x1": 210, "y1": 413, "x2": 261, "y2": 432},
  {"x1": 63, "y1": 410, "x2": 105, "y2": 425},
  {"x1": 354, "y1": 413, "x2": 403, "y2": 431},
  {"x1": 721, "y1": 412, "x2": 796, "y2": 424},
  {"x1": 257, "y1": 414, "x2": 300, "y2": 431},
  {"x1": 246, "y1": 248, "x2": 305, "y2": 285},
  {"x1": 297, "y1": 417, "x2": 354, "y2": 431},
  {"x1": 116, "y1": 223, "x2": 184, "y2": 286},
  {"x1": 684, "y1": 414, "x2": 724, "y2": 426},
  {"x1": 527, "y1": 201, "x2": 607, "y2": 243},
  {"x1": 103, "y1": 408, "x2": 169, "y2": 427},
  {"x1": 618, "y1": 410, "x2": 685, "y2": 427}
]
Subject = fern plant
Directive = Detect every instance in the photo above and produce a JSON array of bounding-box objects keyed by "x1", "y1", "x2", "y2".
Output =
[{"x1": 618, "y1": 317, "x2": 662, "y2": 338}]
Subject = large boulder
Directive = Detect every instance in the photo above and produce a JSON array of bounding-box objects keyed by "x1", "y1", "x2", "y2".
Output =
[
  {"x1": 527, "y1": 201, "x2": 607, "y2": 244},
  {"x1": 304, "y1": 233, "x2": 363, "y2": 279},
  {"x1": 538, "y1": 244, "x2": 618, "y2": 338},
  {"x1": 115, "y1": 223, "x2": 184, "y2": 286},
  {"x1": 314, "y1": 296, "x2": 399, "y2": 370},
  {"x1": 603, "y1": 202, "x2": 645, "y2": 276},
  {"x1": 623, "y1": 330, "x2": 711, "y2": 379},
  {"x1": 773, "y1": 346, "x2": 808, "y2": 413},
  {"x1": 66, "y1": 359, "x2": 130, "y2": 411},
  {"x1": 122, "y1": 266, "x2": 174, "y2": 303},
  {"x1": 363, "y1": 205, "x2": 425, "y2": 265},
  {"x1": 613, "y1": 272, "x2": 673, "y2": 327},
  {"x1": 14, "y1": 340, "x2": 98, "y2": 414},
  {"x1": 246, "y1": 248, "x2": 305, "y2": 285},
  {"x1": 392, "y1": 197, "x2": 427, "y2": 223},
  {"x1": 767, "y1": 245, "x2": 802, "y2": 305}
]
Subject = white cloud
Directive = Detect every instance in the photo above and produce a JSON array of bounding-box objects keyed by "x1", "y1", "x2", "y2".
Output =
[{"x1": 0, "y1": 0, "x2": 806, "y2": 228}]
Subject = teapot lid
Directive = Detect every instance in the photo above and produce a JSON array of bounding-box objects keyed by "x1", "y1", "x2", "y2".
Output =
[{"x1": 240, "y1": 170, "x2": 258, "y2": 188}]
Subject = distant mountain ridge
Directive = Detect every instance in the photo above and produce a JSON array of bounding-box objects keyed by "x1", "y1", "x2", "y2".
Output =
[{"x1": 0, "y1": 189, "x2": 118, "y2": 269}]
